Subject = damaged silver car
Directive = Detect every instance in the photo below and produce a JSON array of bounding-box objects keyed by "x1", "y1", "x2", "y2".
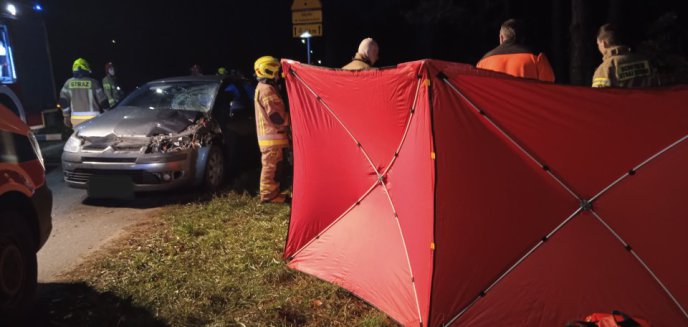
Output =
[{"x1": 62, "y1": 76, "x2": 257, "y2": 195}]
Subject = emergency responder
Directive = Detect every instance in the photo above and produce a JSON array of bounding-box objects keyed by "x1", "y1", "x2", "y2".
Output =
[
  {"x1": 477, "y1": 19, "x2": 555, "y2": 82},
  {"x1": 342, "y1": 37, "x2": 379, "y2": 70},
  {"x1": 59, "y1": 58, "x2": 108, "y2": 128},
  {"x1": 102, "y1": 62, "x2": 122, "y2": 107},
  {"x1": 592, "y1": 23, "x2": 656, "y2": 88},
  {"x1": 253, "y1": 56, "x2": 290, "y2": 204},
  {"x1": 190, "y1": 64, "x2": 203, "y2": 76},
  {"x1": 217, "y1": 67, "x2": 228, "y2": 76}
]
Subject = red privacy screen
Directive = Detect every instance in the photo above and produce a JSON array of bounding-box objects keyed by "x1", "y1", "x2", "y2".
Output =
[{"x1": 283, "y1": 59, "x2": 688, "y2": 327}]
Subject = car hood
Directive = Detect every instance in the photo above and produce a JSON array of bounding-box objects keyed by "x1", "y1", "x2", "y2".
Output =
[{"x1": 76, "y1": 106, "x2": 202, "y2": 138}]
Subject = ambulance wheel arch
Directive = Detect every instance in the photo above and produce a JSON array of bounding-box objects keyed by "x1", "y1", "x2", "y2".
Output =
[
  {"x1": 0, "y1": 85, "x2": 25, "y2": 122},
  {"x1": 0, "y1": 203, "x2": 38, "y2": 322}
]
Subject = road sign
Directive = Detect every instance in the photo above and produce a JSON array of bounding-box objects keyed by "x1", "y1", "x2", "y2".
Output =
[
  {"x1": 292, "y1": 0, "x2": 323, "y2": 38},
  {"x1": 293, "y1": 24, "x2": 322, "y2": 38},
  {"x1": 292, "y1": 10, "x2": 322, "y2": 24},
  {"x1": 291, "y1": 0, "x2": 321, "y2": 11}
]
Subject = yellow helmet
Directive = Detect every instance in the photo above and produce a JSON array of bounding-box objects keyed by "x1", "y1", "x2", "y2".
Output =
[
  {"x1": 72, "y1": 58, "x2": 91, "y2": 73},
  {"x1": 254, "y1": 56, "x2": 280, "y2": 79},
  {"x1": 217, "y1": 67, "x2": 227, "y2": 75}
]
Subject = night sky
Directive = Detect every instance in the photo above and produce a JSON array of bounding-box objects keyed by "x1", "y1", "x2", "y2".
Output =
[{"x1": 43, "y1": 0, "x2": 688, "y2": 92}]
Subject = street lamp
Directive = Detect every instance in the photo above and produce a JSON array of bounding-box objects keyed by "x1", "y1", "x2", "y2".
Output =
[
  {"x1": 6, "y1": 3, "x2": 17, "y2": 16},
  {"x1": 300, "y1": 31, "x2": 312, "y2": 64}
]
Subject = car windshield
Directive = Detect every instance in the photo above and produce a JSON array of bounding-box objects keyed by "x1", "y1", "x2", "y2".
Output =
[{"x1": 119, "y1": 81, "x2": 220, "y2": 112}]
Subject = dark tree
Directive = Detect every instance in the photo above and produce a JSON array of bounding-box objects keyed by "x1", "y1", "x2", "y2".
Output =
[
  {"x1": 569, "y1": 0, "x2": 593, "y2": 85},
  {"x1": 551, "y1": 0, "x2": 567, "y2": 82}
]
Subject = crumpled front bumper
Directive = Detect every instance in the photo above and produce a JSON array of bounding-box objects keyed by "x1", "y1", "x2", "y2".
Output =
[{"x1": 61, "y1": 148, "x2": 206, "y2": 192}]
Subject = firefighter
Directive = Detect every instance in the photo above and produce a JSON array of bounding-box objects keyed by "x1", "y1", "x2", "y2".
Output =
[
  {"x1": 102, "y1": 62, "x2": 122, "y2": 108},
  {"x1": 190, "y1": 64, "x2": 203, "y2": 76},
  {"x1": 217, "y1": 67, "x2": 228, "y2": 76},
  {"x1": 477, "y1": 19, "x2": 555, "y2": 82},
  {"x1": 592, "y1": 23, "x2": 656, "y2": 88},
  {"x1": 253, "y1": 56, "x2": 290, "y2": 204},
  {"x1": 59, "y1": 58, "x2": 108, "y2": 128},
  {"x1": 342, "y1": 37, "x2": 379, "y2": 70}
]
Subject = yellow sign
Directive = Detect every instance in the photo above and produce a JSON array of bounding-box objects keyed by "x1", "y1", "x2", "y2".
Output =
[
  {"x1": 291, "y1": 0, "x2": 321, "y2": 11},
  {"x1": 293, "y1": 24, "x2": 322, "y2": 38},
  {"x1": 292, "y1": 10, "x2": 322, "y2": 24}
]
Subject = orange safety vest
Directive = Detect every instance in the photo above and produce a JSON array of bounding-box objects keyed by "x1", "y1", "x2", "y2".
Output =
[{"x1": 254, "y1": 82, "x2": 290, "y2": 150}]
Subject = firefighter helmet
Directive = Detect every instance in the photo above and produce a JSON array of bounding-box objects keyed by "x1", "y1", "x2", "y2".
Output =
[
  {"x1": 217, "y1": 67, "x2": 227, "y2": 76},
  {"x1": 72, "y1": 58, "x2": 91, "y2": 73},
  {"x1": 254, "y1": 56, "x2": 280, "y2": 79}
]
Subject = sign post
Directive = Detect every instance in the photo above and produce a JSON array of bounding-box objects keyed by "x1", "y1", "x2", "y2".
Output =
[{"x1": 292, "y1": 0, "x2": 322, "y2": 64}]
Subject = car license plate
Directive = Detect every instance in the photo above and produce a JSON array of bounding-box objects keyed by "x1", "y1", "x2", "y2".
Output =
[{"x1": 87, "y1": 175, "x2": 134, "y2": 199}]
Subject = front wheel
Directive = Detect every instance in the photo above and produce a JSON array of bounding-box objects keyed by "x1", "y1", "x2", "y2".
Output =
[
  {"x1": 0, "y1": 210, "x2": 37, "y2": 324},
  {"x1": 203, "y1": 145, "x2": 225, "y2": 191}
]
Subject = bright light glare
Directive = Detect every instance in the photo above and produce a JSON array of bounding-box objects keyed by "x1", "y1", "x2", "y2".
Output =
[
  {"x1": 111, "y1": 39, "x2": 116, "y2": 44},
  {"x1": 7, "y1": 4, "x2": 17, "y2": 16},
  {"x1": 317, "y1": 60, "x2": 322, "y2": 64},
  {"x1": 33, "y1": 3, "x2": 42, "y2": 11},
  {"x1": 300, "y1": 31, "x2": 312, "y2": 38},
  {"x1": 155, "y1": 88, "x2": 163, "y2": 94}
]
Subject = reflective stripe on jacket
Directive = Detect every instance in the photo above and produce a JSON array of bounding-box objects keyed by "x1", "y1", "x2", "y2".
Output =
[
  {"x1": 254, "y1": 81, "x2": 289, "y2": 150},
  {"x1": 477, "y1": 41, "x2": 555, "y2": 82},
  {"x1": 592, "y1": 46, "x2": 656, "y2": 88}
]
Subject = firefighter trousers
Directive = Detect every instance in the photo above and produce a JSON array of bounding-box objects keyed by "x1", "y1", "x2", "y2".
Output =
[{"x1": 260, "y1": 146, "x2": 287, "y2": 203}]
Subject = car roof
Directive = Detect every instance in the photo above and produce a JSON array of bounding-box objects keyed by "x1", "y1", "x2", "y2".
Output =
[{"x1": 148, "y1": 75, "x2": 227, "y2": 84}]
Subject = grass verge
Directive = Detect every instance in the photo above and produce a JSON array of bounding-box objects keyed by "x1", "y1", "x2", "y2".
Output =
[{"x1": 55, "y1": 192, "x2": 397, "y2": 326}]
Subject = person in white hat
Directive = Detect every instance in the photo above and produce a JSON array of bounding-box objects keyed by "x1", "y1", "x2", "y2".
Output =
[{"x1": 342, "y1": 37, "x2": 379, "y2": 70}]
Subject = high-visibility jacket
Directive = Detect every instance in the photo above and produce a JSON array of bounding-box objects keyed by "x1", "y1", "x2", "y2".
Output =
[
  {"x1": 59, "y1": 77, "x2": 108, "y2": 126},
  {"x1": 592, "y1": 46, "x2": 656, "y2": 88},
  {"x1": 477, "y1": 41, "x2": 555, "y2": 82},
  {"x1": 254, "y1": 81, "x2": 289, "y2": 150},
  {"x1": 102, "y1": 74, "x2": 122, "y2": 107}
]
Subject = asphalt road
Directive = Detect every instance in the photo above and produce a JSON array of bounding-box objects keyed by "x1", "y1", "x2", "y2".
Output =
[
  {"x1": 34, "y1": 141, "x2": 257, "y2": 282},
  {"x1": 36, "y1": 165, "x2": 163, "y2": 282},
  {"x1": 35, "y1": 143, "x2": 180, "y2": 282},
  {"x1": 36, "y1": 167, "x2": 163, "y2": 282}
]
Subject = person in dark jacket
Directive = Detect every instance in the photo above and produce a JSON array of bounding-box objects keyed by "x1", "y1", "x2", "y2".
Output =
[
  {"x1": 102, "y1": 62, "x2": 122, "y2": 107},
  {"x1": 477, "y1": 19, "x2": 555, "y2": 82}
]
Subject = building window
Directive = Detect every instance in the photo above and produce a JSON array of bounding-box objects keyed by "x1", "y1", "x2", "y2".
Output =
[{"x1": 0, "y1": 25, "x2": 17, "y2": 83}]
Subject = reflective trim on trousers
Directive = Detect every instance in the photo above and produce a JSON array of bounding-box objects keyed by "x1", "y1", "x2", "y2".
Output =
[
  {"x1": 258, "y1": 139, "x2": 289, "y2": 147},
  {"x1": 71, "y1": 110, "x2": 100, "y2": 116},
  {"x1": 71, "y1": 115, "x2": 97, "y2": 126}
]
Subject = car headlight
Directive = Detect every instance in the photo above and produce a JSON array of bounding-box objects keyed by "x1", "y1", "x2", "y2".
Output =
[
  {"x1": 28, "y1": 132, "x2": 45, "y2": 169},
  {"x1": 64, "y1": 135, "x2": 82, "y2": 153}
]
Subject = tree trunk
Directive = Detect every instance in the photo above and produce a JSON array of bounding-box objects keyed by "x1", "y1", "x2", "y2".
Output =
[
  {"x1": 551, "y1": 0, "x2": 566, "y2": 83},
  {"x1": 569, "y1": 0, "x2": 588, "y2": 85}
]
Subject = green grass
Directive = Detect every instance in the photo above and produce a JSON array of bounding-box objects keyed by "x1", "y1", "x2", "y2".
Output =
[{"x1": 59, "y1": 192, "x2": 397, "y2": 327}]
